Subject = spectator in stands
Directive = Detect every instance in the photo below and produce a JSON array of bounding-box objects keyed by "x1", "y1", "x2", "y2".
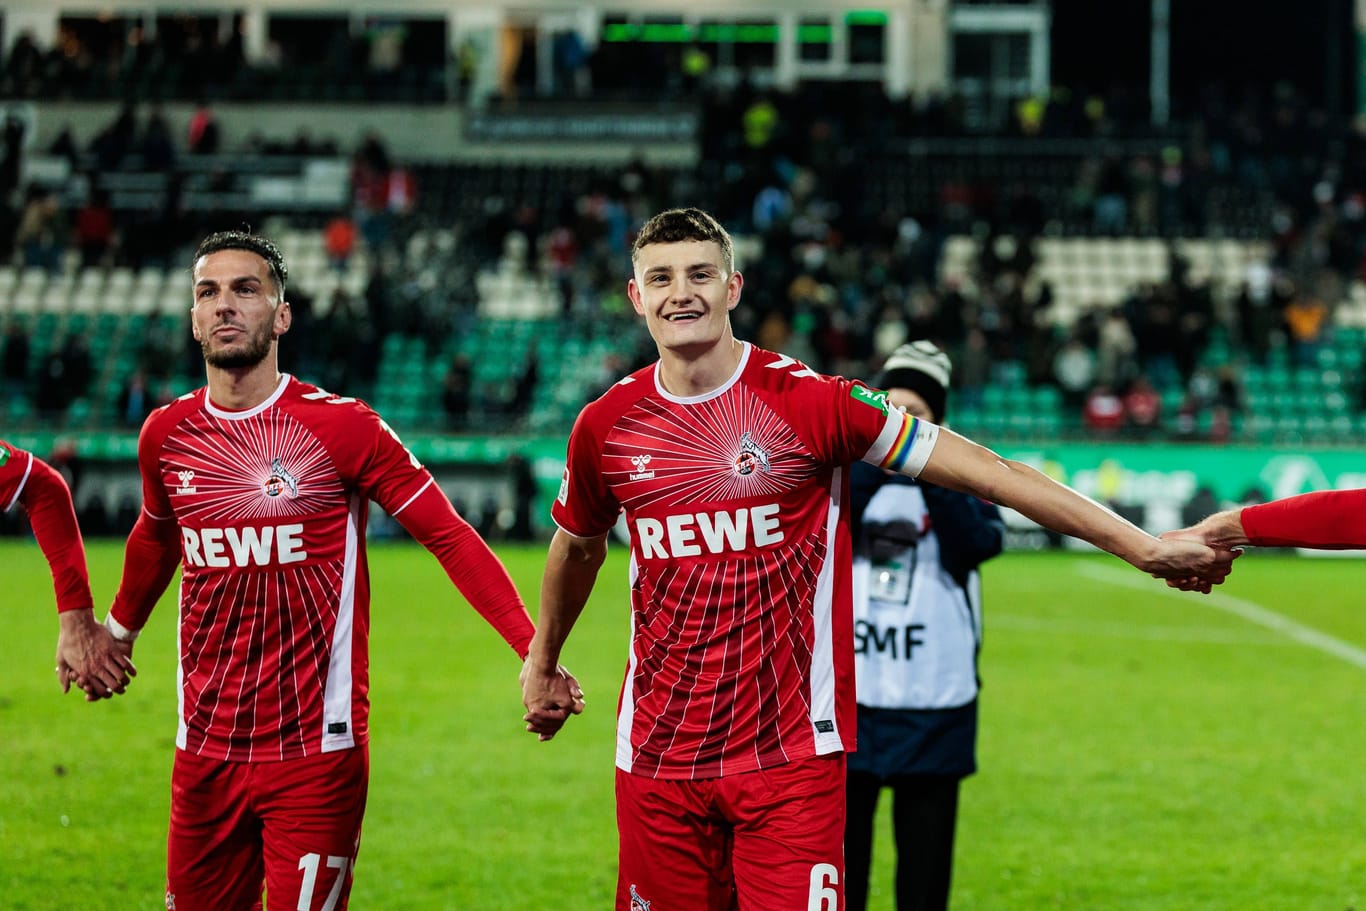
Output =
[
  {"x1": 509, "y1": 344, "x2": 540, "y2": 422},
  {"x1": 15, "y1": 186, "x2": 63, "y2": 272},
  {"x1": 545, "y1": 224, "x2": 579, "y2": 316},
  {"x1": 186, "y1": 99, "x2": 220, "y2": 155},
  {"x1": 1, "y1": 32, "x2": 44, "y2": 95},
  {"x1": 118, "y1": 369, "x2": 155, "y2": 427},
  {"x1": 139, "y1": 106, "x2": 177, "y2": 170},
  {"x1": 953, "y1": 327, "x2": 991, "y2": 410},
  {"x1": 351, "y1": 131, "x2": 393, "y2": 250},
  {"x1": 1283, "y1": 285, "x2": 1329, "y2": 366},
  {"x1": 1095, "y1": 310, "x2": 1137, "y2": 390},
  {"x1": 1093, "y1": 156, "x2": 1129, "y2": 234},
  {"x1": 1122, "y1": 375, "x2": 1162, "y2": 437},
  {"x1": 506, "y1": 453, "x2": 538, "y2": 541},
  {"x1": 0, "y1": 109, "x2": 25, "y2": 201},
  {"x1": 442, "y1": 354, "x2": 472, "y2": 430},
  {"x1": 1082, "y1": 384, "x2": 1125, "y2": 434},
  {"x1": 44, "y1": 439, "x2": 84, "y2": 500},
  {"x1": 2, "y1": 321, "x2": 30, "y2": 403},
  {"x1": 72, "y1": 188, "x2": 116, "y2": 267},
  {"x1": 323, "y1": 213, "x2": 357, "y2": 273},
  {"x1": 1233, "y1": 281, "x2": 1271, "y2": 365},
  {"x1": 47, "y1": 126, "x2": 80, "y2": 171},
  {"x1": 1051, "y1": 331, "x2": 1097, "y2": 408},
  {"x1": 90, "y1": 103, "x2": 137, "y2": 171}
]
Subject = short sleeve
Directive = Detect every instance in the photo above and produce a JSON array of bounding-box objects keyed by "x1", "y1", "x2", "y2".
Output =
[
  {"x1": 819, "y1": 379, "x2": 940, "y2": 477},
  {"x1": 550, "y1": 409, "x2": 620, "y2": 537},
  {"x1": 137, "y1": 416, "x2": 176, "y2": 520}
]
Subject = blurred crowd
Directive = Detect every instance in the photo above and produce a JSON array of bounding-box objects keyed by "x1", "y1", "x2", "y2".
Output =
[{"x1": 4, "y1": 22, "x2": 1366, "y2": 445}]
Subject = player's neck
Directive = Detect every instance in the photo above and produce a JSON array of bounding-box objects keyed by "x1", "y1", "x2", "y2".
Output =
[
  {"x1": 656, "y1": 335, "x2": 743, "y2": 397},
  {"x1": 205, "y1": 359, "x2": 284, "y2": 411}
]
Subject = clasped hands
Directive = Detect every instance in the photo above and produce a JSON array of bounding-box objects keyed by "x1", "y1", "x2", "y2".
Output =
[{"x1": 55, "y1": 609, "x2": 136, "y2": 702}]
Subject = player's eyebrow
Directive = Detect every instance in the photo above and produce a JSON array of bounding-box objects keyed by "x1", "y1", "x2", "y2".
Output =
[
  {"x1": 195, "y1": 274, "x2": 262, "y2": 289},
  {"x1": 644, "y1": 262, "x2": 718, "y2": 277}
]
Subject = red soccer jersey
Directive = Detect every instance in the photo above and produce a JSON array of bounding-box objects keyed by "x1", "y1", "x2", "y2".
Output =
[
  {"x1": 0, "y1": 440, "x2": 34, "y2": 512},
  {"x1": 125, "y1": 375, "x2": 474, "y2": 762},
  {"x1": 552, "y1": 343, "x2": 939, "y2": 779}
]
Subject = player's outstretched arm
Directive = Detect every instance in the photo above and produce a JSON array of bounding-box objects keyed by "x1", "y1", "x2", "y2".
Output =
[
  {"x1": 1161, "y1": 508, "x2": 1250, "y2": 551},
  {"x1": 97, "y1": 510, "x2": 183, "y2": 700},
  {"x1": 13, "y1": 451, "x2": 136, "y2": 699},
  {"x1": 390, "y1": 482, "x2": 586, "y2": 724},
  {"x1": 915, "y1": 429, "x2": 1235, "y2": 587},
  {"x1": 523, "y1": 528, "x2": 606, "y2": 742},
  {"x1": 1168, "y1": 488, "x2": 1366, "y2": 551}
]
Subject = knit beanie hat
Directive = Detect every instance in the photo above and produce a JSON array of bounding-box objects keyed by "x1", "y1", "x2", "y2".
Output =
[{"x1": 878, "y1": 340, "x2": 951, "y2": 423}]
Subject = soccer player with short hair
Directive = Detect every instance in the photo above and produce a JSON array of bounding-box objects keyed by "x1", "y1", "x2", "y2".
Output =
[
  {"x1": 520, "y1": 207, "x2": 1234, "y2": 910},
  {"x1": 3, "y1": 440, "x2": 133, "y2": 697},
  {"x1": 105, "y1": 230, "x2": 581, "y2": 911}
]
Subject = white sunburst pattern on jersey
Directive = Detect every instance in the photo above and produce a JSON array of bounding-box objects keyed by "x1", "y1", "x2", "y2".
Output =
[
  {"x1": 608, "y1": 388, "x2": 823, "y2": 509},
  {"x1": 162, "y1": 409, "x2": 345, "y2": 522}
]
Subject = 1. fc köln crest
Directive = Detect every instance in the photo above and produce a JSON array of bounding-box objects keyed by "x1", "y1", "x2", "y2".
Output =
[{"x1": 733, "y1": 431, "x2": 772, "y2": 476}]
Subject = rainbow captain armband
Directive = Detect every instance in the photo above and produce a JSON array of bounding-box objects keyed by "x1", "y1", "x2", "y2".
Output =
[{"x1": 868, "y1": 412, "x2": 939, "y2": 477}]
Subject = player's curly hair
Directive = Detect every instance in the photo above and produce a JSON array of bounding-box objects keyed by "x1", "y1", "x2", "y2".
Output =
[
  {"x1": 632, "y1": 207, "x2": 734, "y2": 273},
  {"x1": 193, "y1": 229, "x2": 289, "y2": 295}
]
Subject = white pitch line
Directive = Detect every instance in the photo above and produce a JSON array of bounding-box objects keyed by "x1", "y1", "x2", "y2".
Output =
[
  {"x1": 988, "y1": 614, "x2": 1286, "y2": 646},
  {"x1": 1076, "y1": 563, "x2": 1366, "y2": 671}
]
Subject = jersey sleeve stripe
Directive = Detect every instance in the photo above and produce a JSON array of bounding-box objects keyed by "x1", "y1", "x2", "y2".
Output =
[
  {"x1": 143, "y1": 505, "x2": 175, "y2": 521},
  {"x1": 867, "y1": 412, "x2": 939, "y2": 477},
  {"x1": 2, "y1": 450, "x2": 33, "y2": 513},
  {"x1": 390, "y1": 477, "x2": 435, "y2": 516}
]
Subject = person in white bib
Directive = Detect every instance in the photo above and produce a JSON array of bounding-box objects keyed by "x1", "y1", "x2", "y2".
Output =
[{"x1": 845, "y1": 340, "x2": 1005, "y2": 911}]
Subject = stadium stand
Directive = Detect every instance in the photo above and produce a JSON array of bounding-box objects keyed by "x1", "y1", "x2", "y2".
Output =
[{"x1": 5, "y1": 7, "x2": 1366, "y2": 463}]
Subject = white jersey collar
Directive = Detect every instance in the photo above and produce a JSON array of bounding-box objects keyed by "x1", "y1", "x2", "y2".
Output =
[
  {"x1": 653, "y1": 341, "x2": 751, "y2": 405},
  {"x1": 204, "y1": 373, "x2": 292, "y2": 420}
]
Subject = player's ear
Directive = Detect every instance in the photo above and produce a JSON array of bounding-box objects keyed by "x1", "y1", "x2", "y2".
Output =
[
  {"x1": 627, "y1": 278, "x2": 646, "y2": 316},
  {"x1": 275, "y1": 300, "x2": 292, "y2": 337},
  {"x1": 726, "y1": 270, "x2": 743, "y2": 311}
]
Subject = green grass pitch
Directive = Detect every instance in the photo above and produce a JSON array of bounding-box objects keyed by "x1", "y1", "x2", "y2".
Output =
[{"x1": 2, "y1": 540, "x2": 1362, "y2": 910}]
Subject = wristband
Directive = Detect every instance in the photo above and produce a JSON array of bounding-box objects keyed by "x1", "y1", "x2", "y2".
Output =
[{"x1": 104, "y1": 613, "x2": 141, "y2": 642}]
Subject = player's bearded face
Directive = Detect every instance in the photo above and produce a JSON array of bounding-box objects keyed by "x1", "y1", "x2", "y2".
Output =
[
  {"x1": 629, "y1": 240, "x2": 742, "y2": 352},
  {"x1": 192, "y1": 248, "x2": 289, "y2": 370},
  {"x1": 201, "y1": 316, "x2": 274, "y2": 368}
]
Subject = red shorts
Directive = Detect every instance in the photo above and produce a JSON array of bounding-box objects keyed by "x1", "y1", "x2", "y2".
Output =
[
  {"x1": 166, "y1": 746, "x2": 369, "y2": 911},
  {"x1": 615, "y1": 753, "x2": 846, "y2": 911}
]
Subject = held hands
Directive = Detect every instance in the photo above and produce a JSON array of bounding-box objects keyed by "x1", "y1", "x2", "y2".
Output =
[
  {"x1": 520, "y1": 659, "x2": 586, "y2": 742},
  {"x1": 1155, "y1": 511, "x2": 1247, "y2": 592},
  {"x1": 55, "y1": 609, "x2": 137, "y2": 701},
  {"x1": 1143, "y1": 535, "x2": 1240, "y2": 593}
]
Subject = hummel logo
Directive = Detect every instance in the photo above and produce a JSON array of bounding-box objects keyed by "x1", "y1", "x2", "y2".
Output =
[
  {"x1": 175, "y1": 470, "x2": 196, "y2": 495},
  {"x1": 629, "y1": 884, "x2": 651, "y2": 911},
  {"x1": 629, "y1": 453, "x2": 656, "y2": 482}
]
